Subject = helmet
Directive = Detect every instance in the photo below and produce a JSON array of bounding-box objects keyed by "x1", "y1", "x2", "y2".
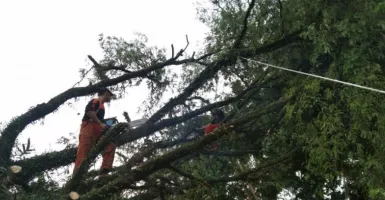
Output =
[
  {"x1": 97, "y1": 87, "x2": 115, "y2": 96},
  {"x1": 211, "y1": 108, "x2": 225, "y2": 121}
]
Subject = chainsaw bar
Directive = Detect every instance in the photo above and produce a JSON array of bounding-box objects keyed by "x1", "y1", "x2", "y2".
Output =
[{"x1": 129, "y1": 118, "x2": 148, "y2": 127}]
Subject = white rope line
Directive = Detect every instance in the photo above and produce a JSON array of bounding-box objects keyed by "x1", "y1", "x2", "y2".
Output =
[{"x1": 239, "y1": 57, "x2": 385, "y2": 95}]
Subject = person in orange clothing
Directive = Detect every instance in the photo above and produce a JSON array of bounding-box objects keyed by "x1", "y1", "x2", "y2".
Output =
[
  {"x1": 202, "y1": 108, "x2": 226, "y2": 150},
  {"x1": 73, "y1": 87, "x2": 116, "y2": 178}
]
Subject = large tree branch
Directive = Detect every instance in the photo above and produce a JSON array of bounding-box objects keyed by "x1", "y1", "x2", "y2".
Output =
[
  {"x1": 74, "y1": 145, "x2": 157, "y2": 194},
  {"x1": 85, "y1": 146, "x2": 260, "y2": 181},
  {"x1": 10, "y1": 86, "x2": 255, "y2": 183},
  {"x1": 240, "y1": 30, "x2": 302, "y2": 58},
  {"x1": 99, "y1": 46, "x2": 214, "y2": 85},
  {"x1": 201, "y1": 149, "x2": 259, "y2": 157},
  {"x1": 65, "y1": 123, "x2": 128, "y2": 192},
  {"x1": 76, "y1": 99, "x2": 285, "y2": 200},
  {"x1": 121, "y1": 80, "x2": 265, "y2": 144},
  {"x1": 0, "y1": 48, "x2": 196, "y2": 164}
]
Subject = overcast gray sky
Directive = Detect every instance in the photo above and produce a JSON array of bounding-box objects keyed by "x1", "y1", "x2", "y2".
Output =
[{"x1": 0, "y1": 0, "x2": 208, "y2": 154}]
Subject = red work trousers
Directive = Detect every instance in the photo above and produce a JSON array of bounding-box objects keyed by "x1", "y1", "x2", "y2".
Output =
[{"x1": 73, "y1": 121, "x2": 116, "y2": 175}]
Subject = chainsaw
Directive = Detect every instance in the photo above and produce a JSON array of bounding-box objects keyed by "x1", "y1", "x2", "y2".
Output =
[{"x1": 102, "y1": 117, "x2": 148, "y2": 128}]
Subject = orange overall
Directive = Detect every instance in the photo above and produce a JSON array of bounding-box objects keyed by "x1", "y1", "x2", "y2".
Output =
[
  {"x1": 73, "y1": 99, "x2": 116, "y2": 176},
  {"x1": 204, "y1": 123, "x2": 219, "y2": 150}
]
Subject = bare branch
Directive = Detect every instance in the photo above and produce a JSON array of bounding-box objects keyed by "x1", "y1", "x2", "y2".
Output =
[
  {"x1": 186, "y1": 96, "x2": 211, "y2": 105},
  {"x1": 278, "y1": 0, "x2": 285, "y2": 35},
  {"x1": 171, "y1": 44, "x2": 175, "y2": 58},
  {"x1": 168, "y1": 165, "x2": 200, "y2": 182},
  {"x1": 232, "y1": 0, "x2": 256, "y2": 48},
  {"x1": 101, "y1": 66, "x2": 131, "y2": 74},
  {"x1": 87, "y1": 55, "x2": 102, "y2": 68},
  {"x1": 183, "y1": 35, "x2": 190, "y2": 51},
  {"x1": 71, "y1": 66, "x2": 95, "y2": 88},
  {"x1": 88, "y1": 55, "x2": 110, "y2": 81},
  {"x1": 123, "y1": 112, "x2": 131, "y2": 123}
]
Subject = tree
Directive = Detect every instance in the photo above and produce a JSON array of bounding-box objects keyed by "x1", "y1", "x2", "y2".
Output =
[{"x1": 1, "y1": 0, "x2": 384, "y2": 199}]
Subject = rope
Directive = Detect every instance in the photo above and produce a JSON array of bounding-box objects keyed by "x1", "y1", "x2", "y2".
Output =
[{"x1": 239, "y1": 57, "x2": 385, "y2": 95}]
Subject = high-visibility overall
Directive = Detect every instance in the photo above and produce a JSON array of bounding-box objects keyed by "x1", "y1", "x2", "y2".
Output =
[
  {"x1": 73, "y1": 98, "x2": 116, "y2": 176},
  {"x1": 204, "y1": 123, "x2": 218, "y2": 149}
]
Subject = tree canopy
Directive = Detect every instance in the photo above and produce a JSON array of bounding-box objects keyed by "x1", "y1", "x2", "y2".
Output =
[{"x1": 1, "y1": 0, "x2": 385, "y2": 199}]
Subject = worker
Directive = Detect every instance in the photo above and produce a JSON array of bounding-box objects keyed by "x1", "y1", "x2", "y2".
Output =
[
  {"x1": 202, "y1": 108, "x2": 226, "y2": 150},
  {"x1": 73, "y1": 87, "x2": 116, "y2": 178}
]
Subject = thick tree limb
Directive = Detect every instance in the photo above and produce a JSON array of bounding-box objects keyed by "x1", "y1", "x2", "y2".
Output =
[
  {"x1": 74, "y1": 146, "x2": 156, "y2": 194},
  {"x1": 77, "y1": 99, "x2": 285, "y2": 199},
  {"x1": 99, "y1": 63, "x2": 164, "y2": 85},
  {"x1": 124, "y1": 80, "x2": 265, "y2": 144},
  {"x1": 240, "y1": 30, "x2": 302, "y2": 58},
  {"x1": 0, "y1": 48, "x2": 196, "y2": 164},
  {"x1": 10, "y1": 89, "x2": 251, "y2": 183},
  {"x1": 65, "y1": 123, "x2": 128, "y2": 192},
  {"x1": 186, "y1": 96, "x2": 211, "y2": 105},
  {"x1": 201, "y1": 150, "x2": 259, "y2": 157},
  {"x1": 233, "y1": 0, "x2": 256, "y2": 48},
  {"x1": 85, "y1": 137, "x2": 196, "y2": 179},
  {"x1": 168, "y1": 165, "x2": 200, "y2": 182}
]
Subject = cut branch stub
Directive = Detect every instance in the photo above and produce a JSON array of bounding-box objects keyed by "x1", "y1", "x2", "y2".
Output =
[
  {"x1": 9, "y1": 165, "x2": 22, "y2": 174},
  {"x1": 69, "y1": 191, "x2": 80, "y2": 200}
]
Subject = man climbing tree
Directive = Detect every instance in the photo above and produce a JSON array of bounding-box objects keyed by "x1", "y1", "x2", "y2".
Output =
[{"x1": 73, "y1": 87, "x2": 116, "y2": 178}]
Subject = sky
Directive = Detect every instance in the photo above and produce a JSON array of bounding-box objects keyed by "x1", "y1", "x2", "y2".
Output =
[{"x1": 0, "y1": 0, "x2": 209, "y2": 155}]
